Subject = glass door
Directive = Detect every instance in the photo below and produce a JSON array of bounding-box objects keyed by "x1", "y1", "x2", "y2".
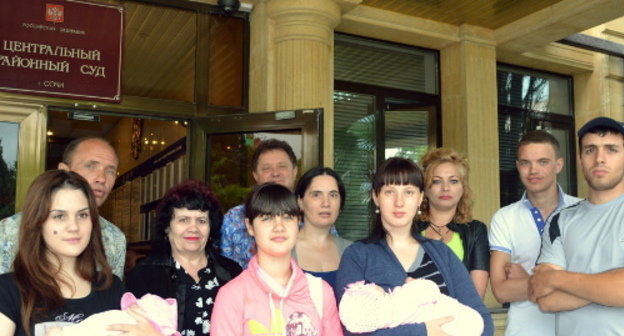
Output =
[{"x1": 192, "y1": 108, "x2": 323, "y2": 210}]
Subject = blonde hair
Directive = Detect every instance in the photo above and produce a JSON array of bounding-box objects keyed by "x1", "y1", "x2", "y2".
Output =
[{"x1": 420, "y1": 148, "x2": 473, "y2": 224}]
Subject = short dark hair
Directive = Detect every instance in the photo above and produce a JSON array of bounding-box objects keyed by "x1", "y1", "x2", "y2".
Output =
[
  {"x1": 366, "y1": 157, "x2": 424, "y2": 243},
  {"x1": 244, "y1": 182, "x2": 301, "y2": 224},
  {"x1": 152, "y1": 180, "x2": 223, "y2": 256},
  {"x1": 578, "y1": 126, "x2": 624, "y2": 153},
  {"x1": 518, "y1": 130, "x2": 560, "y2": 158},
  {"x1": 62, "y1": 136, "x2": 117, "y2": 165},
  {"x1": 295, "y1": 167, "x2": 346, "y2": 211},
  {"x1": 251, "y1": 139, "x2": 297, "y2": 172}
]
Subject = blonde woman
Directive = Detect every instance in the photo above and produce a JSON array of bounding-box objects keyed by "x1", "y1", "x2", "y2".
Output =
[{"x1": 418, "y1": 148, "x2": 489, "y2": 298}]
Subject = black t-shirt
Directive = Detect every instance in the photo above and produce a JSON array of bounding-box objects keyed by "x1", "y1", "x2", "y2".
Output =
[{"x1": 0, "y1": 272, "x2": 124, "y2": 336}]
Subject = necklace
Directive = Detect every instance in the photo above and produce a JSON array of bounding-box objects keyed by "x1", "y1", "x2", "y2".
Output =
[{"x1": 429, "y1": 223, "x2": 448, "y2": 242}]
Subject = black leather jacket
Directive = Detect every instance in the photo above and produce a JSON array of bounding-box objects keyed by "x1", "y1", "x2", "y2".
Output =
[
  {"x1": 417, "y1": 220, "x2": 490, "y2": 272},
  {"x1": 125, "y1": 251, "x2": 242, "y2": 331}
]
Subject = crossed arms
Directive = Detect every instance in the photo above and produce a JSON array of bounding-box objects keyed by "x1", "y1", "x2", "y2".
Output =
[{"x1": 528, "y1": 264, "x2": 624, "y2": 312}]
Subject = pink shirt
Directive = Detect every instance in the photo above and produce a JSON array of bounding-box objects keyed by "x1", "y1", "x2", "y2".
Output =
[{"x1": 211, "y1": 256, "x2": 343, "y2": 336}]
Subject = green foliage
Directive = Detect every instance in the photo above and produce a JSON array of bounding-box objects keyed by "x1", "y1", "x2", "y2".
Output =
[
  {"x1": 214, "y1": 183, "x2": 251, "y2": 212},
  {"x1": 210, "y1": 152, "x2": 251, "y2": 211}
]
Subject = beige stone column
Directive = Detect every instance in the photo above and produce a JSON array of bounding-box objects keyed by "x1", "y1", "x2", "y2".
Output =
[
  {"x1": 249, "y1": 0, "x2": 341, "y2": 166},
  {"x1": 573, "y1": 23, "x2": 624, "y2": 198},
  {"x1": 441, "y1": 25, "x2": 499, "y2": 222},
  {"x1": 440, "y1": 25, "x2": 499, "y2": 308}
]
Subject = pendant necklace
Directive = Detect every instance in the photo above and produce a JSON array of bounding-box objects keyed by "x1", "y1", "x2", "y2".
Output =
[{"x1": 429, "y1": 223, "x2": 448, "y2": 242}]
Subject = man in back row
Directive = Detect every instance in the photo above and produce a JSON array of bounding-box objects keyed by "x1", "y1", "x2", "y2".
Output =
[
  {"x1": 0, "y1": 137, "x2": 126, "y2": 278},
  {"x1": 220, "y1": 138, "x2": 298, "y2": 269},
  {"x1": 530, "y1": 117, "x2": 624, "y2": 335},
  {"x1": 489, "y1": 130, "x2": 580, "y2": 335}
]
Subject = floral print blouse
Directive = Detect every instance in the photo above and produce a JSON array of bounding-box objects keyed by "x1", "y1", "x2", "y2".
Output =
[{"x1": 173, "y1": 258, "x2": 220, "y2": 336}]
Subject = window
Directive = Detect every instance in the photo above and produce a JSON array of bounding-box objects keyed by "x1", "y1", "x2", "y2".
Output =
[
  {"x1": 497, "y1": 64, "x2": 575, "y2": 206},
  {"x1": 333, "y1": 34, "x2": 439, "y2": 240}
]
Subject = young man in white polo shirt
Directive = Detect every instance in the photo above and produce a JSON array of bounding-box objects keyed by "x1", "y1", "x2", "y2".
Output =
[
  {"x1": 529, "y1": 117, "x2": 624, "y2": 335},
  {"x1": 489, "y1": 130, "x2": 580, "y2": 336}
]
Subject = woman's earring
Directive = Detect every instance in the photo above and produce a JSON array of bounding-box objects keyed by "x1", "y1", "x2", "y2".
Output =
[
  {"x1": 375, "y1": 207, "x2": 380, "y2": 214},
  {"x1": 417, "y1": 207, "x2": 422, "y2": 215}
]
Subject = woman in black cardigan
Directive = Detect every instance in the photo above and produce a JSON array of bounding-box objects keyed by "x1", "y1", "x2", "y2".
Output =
[
  {"x1": 126, "y1": 180, "x2": 241, "y2": 335},
  {"x1": 417, "y1": 148, "x2": 490, "y2": 298}
]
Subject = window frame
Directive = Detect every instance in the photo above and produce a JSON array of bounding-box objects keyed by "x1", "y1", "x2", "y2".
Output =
[{"x1": 496, "y1": 63, "x2": 576, "y2": 206}]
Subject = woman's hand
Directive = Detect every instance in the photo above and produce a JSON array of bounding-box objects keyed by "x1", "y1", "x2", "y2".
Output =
[
  {"x1": 106, "y1": 305, "x2": 163, "y2": 336},
  {"x1": 425, "y1": 316, "x2": 453, "y2": 336}
]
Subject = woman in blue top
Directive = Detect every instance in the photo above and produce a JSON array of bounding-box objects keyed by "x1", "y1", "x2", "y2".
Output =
[
  {"x1": 293, "y1": 167, "x2": 351, "y2": 287},
  {"x1": 335, "y1": 157, "x2": 493, "y2": 336}
]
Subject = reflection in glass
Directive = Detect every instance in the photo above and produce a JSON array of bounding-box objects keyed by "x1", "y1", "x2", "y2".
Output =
[
  {"x1": 0, "y1": 122, "x2": 19, "y2": 218},
  {"x1": 384, "y1": 110, "x2": 429, "y2": 162},
  {"x1": 497, "y1": 65, "x2": 572, "y2": 115},
  {"x1": 333, "y1": 91, "x2": 376, "y2": 241},
  {"x1": 549, "y1": 128, "x2": 572, "y2": 194},
  {"x1": 497, "y1": 65, "x2": 575, "y2": 206},
  {"x1": 335, "y1": 34, "x2": 438, "y2": 94}
]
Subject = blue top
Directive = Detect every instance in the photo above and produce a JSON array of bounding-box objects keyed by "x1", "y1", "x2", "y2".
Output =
[
  {"x1": 306, "y1": 270, "x2": 337, "y2": 288},
  {"x1": 335, "y1": 237, "x2": 494, "y2": 336},
  {"x1": 293, "y1": 236, "x2": 352, "y2": 288}
]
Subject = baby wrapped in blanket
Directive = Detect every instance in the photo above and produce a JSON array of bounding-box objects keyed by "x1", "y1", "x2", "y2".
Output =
[
  {"x1": 339, "y1": 279, "x2": 484, "y2": 336},
  {"x1": 44, "y1": 293, "x2": 180, "y2": 336}
]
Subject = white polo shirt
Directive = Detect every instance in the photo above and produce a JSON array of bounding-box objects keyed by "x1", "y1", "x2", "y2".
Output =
[{"x1": 489, "y1": 187, "x2": 580, "y2": 336}]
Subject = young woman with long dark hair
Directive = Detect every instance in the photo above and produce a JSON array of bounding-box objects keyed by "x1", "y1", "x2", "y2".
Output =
[
  {"x1": 0, "y1": 170, "x2": 157, "y2": 336},
  {"x1": 335, "y1": 157, "x2": 493, "y2": 336}
]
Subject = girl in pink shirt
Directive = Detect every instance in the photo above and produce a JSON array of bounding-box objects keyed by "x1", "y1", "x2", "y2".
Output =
[{"x1": 211, "y1": 182, "x2": 343, "y2": 336}]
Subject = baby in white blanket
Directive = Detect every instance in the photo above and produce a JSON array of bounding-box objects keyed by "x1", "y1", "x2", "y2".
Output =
[{"x1": 339, "y1": 279, "x2": 484, "y2": 335}]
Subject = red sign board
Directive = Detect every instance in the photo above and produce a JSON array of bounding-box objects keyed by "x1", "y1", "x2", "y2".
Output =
[{"x1": 0, "y1": 0, "x2": 123, "y2": 102}]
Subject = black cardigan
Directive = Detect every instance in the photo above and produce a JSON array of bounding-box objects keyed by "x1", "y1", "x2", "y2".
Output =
[
  {"x1": 125, "y1": 251, "x2": 242, "y2": 331},
  {"x1": 417, "y1": 219, "x2": 490, "y2": 272}
]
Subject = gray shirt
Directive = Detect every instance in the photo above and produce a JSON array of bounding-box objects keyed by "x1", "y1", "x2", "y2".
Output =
[{"x1": 538, "y1": 193, "x2": 624, "y2": 336}]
